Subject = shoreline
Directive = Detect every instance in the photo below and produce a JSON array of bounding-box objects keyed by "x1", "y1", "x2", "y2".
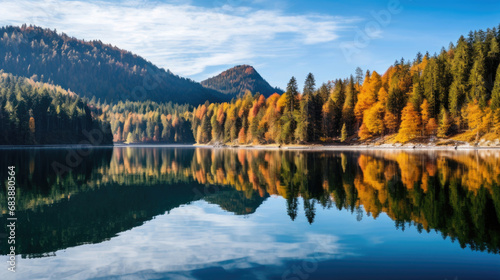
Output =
[
  {"x1": 0, "y1": 144, "x2": 114, "y2": 150},
  {"x1": 194, "y1": 144, "x2": 500, "y2": 151},
  {"x1": 1, "y1": 143, "x2": 500, "y2": 150}
]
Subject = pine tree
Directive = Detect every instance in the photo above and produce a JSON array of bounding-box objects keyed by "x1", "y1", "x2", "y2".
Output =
[
  {"x1": 303, "y1": 73, "x2": 316, "y2": 96},
  {"x1": 468, "y1": 48, "x2": 487, "y2": 107},
  {"x1": 342, "y1": 76, "x2": 357, "y2": 134},
  {"x1": 355, "y1": 67, "x2": 364, "y2": 85},
  {"x1": 301, "y1": 73, "x2": 317, "y2": 141},
  {"x1": 420, "y1": 99, "x2": 430, "y2": 135},
  {"x1": 491, "y1": 64, "x2": 500, "y2": 110},
  {"x1": 286, "y1": 76, "x2": 299, "y2": 112},
  {"x1": 296, "y1": 95, "x2": 312, "y2": 142},
  {"x1": 281, "y1": 77, "x2": 299, "y2": 143},
  {"x1": 449, "y1": 36, "x2": 471, "y2": 116},
  {"x1": 487, "y1": 37, "x2": 500, "y2": 81},
  {"x1": 423, "y1": 59, "x2": 438, "y2": 116}
]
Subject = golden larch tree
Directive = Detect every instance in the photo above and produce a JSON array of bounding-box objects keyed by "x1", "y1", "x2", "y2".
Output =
[{"x1": 396, "y1": 103, "x2": 421, "y2": 143}]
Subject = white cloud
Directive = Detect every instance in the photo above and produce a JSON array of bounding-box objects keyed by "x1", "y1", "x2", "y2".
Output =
[{"x1": 0, "y1": 0, "x2": 357, "y2": 79}]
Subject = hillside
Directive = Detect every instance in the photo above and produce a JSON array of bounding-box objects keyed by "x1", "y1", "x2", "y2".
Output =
[
  {"x1": 0, "y1": 71, "x2": 113, "y2": 145},
  {"x1": 201, "y1": 65, "x2": 283, "y2": 97},
  {"x1": 0, "y1": 25, "x2": 228, "y2": 105}
]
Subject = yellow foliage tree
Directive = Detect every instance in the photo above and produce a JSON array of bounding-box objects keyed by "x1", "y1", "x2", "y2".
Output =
[
  {"x1": 494, "y1": 109, "x2": 500, "y2": 135},
  {"x1": 426, "y1": 118, "x2": 438, "y2": 136},
  {"x1": 363, "y1": 102, "x2": 385, "y2": 135},
  {"x1": 238, "y1": 127, "x2": 246, "y2": 144},
  {"x1": 465, "y1": 101, "x2": 490, "y2": 141},
  {"x1": 354, "y1": 71, "x2": 382, "y2": 121},
  {"x1": 358, "y1": 123, "x2": 372, "y2": 140},
  {"x1": 420, "y1": 99, "x2": 430, "y2": 135},
  {"x1": 396, "y1": 103, "x2": 421, "y2": 143},
  {"x1": 377, "y1": 87, "x2": 389, "y2": 105},
  {"x1": 384, "y1": 111, "x2": 399, "y2": 133}
]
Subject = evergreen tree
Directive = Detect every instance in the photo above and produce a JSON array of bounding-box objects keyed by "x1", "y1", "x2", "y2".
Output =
[
  {"x1": 437, "y1": 107, "x2": 452, "y2": 137},
  {"x1": 342, "y1": 76, "x2": 357, "y2": 134},
  {"x1": 286, "y1": 76, "x2": 299, "y2": 112},
  {"x1": 303, "y1": 73, "x2": 316, "y2": 96},
  {"x1": 469, "y1": 48, "x2": 487, "y2": 107},
  {"x1": 280, "y1": 77, "x2": 299, "y2": 143},
  {"x1": 490, "y1": 64, "x2": 500, "y2": 110},
  {"x1": 449, "y1": 36, "x2": 471, "y2": 116}
]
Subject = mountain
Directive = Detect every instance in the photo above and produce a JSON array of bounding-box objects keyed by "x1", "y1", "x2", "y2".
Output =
[
  {"x1": 0, "y1": 25, "x2": 229, "y2": 105},
  {"x1": 201, "y1": 65, "x2": 284, "y2": 97}
]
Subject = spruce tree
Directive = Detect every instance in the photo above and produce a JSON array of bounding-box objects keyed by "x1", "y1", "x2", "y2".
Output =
[
  {"x1": 491, "y1": 64, "x2": 500, "y2": 110},
  {"x1": 449, "y1": 36, "x2": 471, "y2": 116},
  {"x1": 468, "y1": 48, "x2": 487, "y2": 107},
  {"x1": 303, "y1": 73, "x2": 316, "y2": 96}
]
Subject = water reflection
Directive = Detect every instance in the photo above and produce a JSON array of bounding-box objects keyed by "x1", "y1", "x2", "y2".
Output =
[{"x1": 1, "y1": 147, "x2": 500, "y2": 259}]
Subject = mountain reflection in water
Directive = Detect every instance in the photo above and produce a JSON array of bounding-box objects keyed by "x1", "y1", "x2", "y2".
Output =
[{"x1": 1, "y1": 147, "x2": 499, "y2": 259}]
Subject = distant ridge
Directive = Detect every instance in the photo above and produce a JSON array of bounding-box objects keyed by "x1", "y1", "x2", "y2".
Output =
[
  {"x1": 201, "y1": 65, "x2": 284, "y2": 97},
  {"x1": 0, "y1": 25, "x2": 229, "y2": 105}
]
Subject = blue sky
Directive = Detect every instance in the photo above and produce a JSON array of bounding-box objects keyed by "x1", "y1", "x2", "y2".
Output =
[{"x1": 1, "y1": 0, "x2": 500, "y2": 90}]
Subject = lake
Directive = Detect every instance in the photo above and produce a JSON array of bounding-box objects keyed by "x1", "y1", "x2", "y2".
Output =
[{"x1": 1, "y1": 146, "x2": 500, "y2": 280}]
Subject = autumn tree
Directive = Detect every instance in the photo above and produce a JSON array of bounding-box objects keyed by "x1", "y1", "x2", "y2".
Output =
[
  {"x1": 465, "y1": 101, "x2": 487, "y2": 142},
  {"x1": 396, "y1": 103, "x2": 421, "y2": 143},
  {"x1": 420, "y1": 99, "x2": 430, "y2": 135},
  {"x1": 355, "y1": 71, "x2": 381, "y2": 121},
  {"x1": 363, "y1": 103, "x2": 385, "y2": 136},
  {"x1": 341, "y1": 123, "x2": 348, "y2": 142}
]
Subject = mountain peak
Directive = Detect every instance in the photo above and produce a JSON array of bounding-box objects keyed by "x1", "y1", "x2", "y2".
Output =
[{"x1": 201, "y1": 65, "x2": 283, "y2": 97}]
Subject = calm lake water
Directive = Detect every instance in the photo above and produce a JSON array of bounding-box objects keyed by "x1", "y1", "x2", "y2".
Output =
[{"x1": 1, "y1": 146, "x2": 500, "y2": 280}]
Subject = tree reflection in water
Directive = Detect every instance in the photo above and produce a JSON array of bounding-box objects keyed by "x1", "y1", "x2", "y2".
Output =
[{"x1": 1, "y1": 147, "x2": 499, "y2": 257}]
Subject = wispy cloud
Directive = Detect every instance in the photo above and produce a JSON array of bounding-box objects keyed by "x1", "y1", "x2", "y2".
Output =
[
  {"x1": 0, "y1": 0, "x2": 357, "y2": 79},
  {"x1": 12, "y1": 200, "x2": 347, "y2": 279}
]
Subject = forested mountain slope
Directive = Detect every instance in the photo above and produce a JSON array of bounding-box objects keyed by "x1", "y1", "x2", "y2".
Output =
[
  {"x1": 0, "y1": 25, "x2": 228, "y2": 105},
  {"x1": 0, "y1": 71, "x2": 113, "y2": 145}
]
